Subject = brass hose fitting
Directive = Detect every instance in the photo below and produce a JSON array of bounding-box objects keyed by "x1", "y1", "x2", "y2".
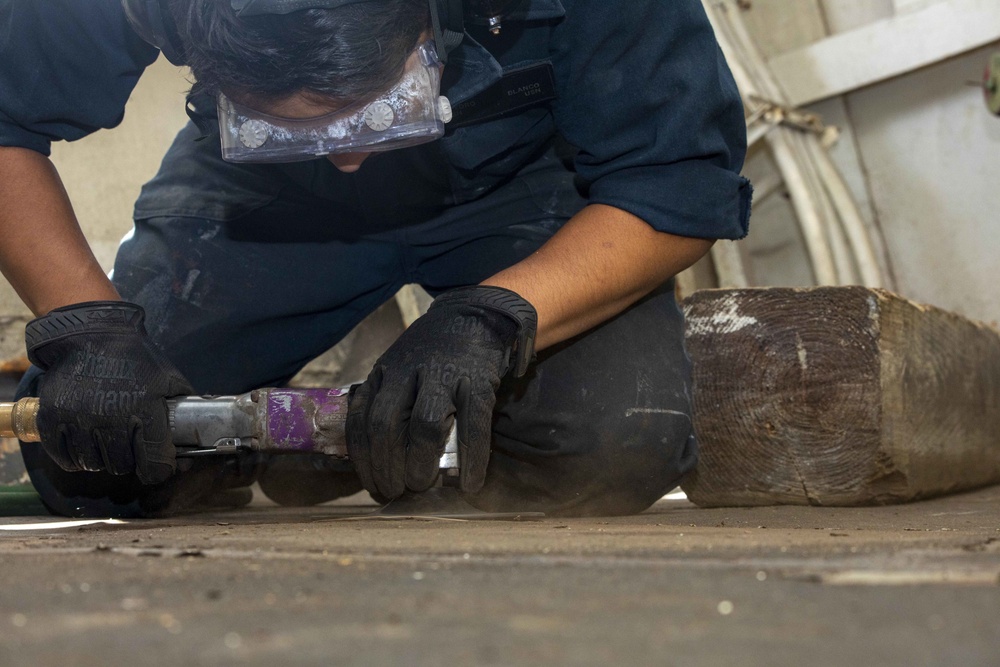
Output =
[{"x1": 0, "y1": 398, "x2": 41, "y2": 442}]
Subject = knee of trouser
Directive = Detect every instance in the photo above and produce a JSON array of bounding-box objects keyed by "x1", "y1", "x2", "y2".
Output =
[
  {"x1": 562, "y1": 410, "x2": 698, "y2": 516},
  {"x1": 476, "y1": 409, "x2": 698, "y2": 517}
]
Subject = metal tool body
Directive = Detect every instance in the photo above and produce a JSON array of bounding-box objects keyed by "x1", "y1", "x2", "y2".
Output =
[{"x1": 2, "y1": 387, "x2": 459, "y2": 477}]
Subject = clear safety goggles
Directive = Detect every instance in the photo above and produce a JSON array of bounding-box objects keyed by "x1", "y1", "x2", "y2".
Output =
[{"x1": 217, "y1": 41, "x2": 453, "y2": 163}]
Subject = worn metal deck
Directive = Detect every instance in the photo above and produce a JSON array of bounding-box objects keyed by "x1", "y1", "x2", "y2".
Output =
[{"x1": 0, "y1": 485, "x2": 997, "y2": 666}]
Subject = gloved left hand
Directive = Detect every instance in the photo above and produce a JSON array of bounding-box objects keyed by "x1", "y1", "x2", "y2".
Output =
[
  {"x1": 25, "y1": 300, "x2": 195, "y2": 485},
  {"x1": 347, "y1": 285, "x2": 537, "y2": 499}
]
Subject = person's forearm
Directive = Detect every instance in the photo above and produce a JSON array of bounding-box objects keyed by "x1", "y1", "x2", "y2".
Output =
[
  {"x1": 482, "y1": 203, "x2": 714, "y2": 351},
  {"x1": 0, "y1": 146, "x2": 119, "y2": 316}
]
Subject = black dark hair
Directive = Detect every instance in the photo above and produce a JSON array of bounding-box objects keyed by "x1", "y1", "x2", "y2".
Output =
[{"x1": 175, "y1": 0, "x2": 429, "y2": 106}]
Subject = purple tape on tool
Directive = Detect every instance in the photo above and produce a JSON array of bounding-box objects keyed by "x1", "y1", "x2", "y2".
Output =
[{"x1": 266, "y1": 388, "x2": 349, "y2": 452}]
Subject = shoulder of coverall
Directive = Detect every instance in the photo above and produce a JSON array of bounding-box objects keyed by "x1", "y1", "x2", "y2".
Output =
[
  {"x1": 0, "y1": 0, "x2": 160, "y2": 156},
  {"x1": 548, "y1": 0, "x2": 753, "y2": 240},
  {"x1": 440, "y1": 0, "x2": 753, "y2": 241}
]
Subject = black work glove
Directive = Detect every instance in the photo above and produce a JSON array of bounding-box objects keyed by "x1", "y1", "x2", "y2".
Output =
[
  {"x1": 25, "y1": 301, "x2": 194, "y2": 485},
  {"x1": 347, "y1": 285, "x2": 537, "y2": 499}
]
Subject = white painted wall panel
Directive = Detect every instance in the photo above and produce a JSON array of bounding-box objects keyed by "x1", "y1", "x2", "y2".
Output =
[
  {"x1": 771, "y1": 0, "x2": 1000, "y2": 106},
  {"x1": 844, "y1": 45, "x2": 1000, "y2": 324},
  {"x1": 821, "y1": 0, "x2": 893, "y2": 34}
]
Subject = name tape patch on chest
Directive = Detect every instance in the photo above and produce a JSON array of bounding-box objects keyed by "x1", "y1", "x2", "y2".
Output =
[{"x1": 450, "y1": 63, "x2": 557, "y2": 128}]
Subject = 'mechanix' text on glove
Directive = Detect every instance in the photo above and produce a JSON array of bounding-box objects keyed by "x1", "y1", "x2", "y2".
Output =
[{"x1": 25, "y1": 301, "x2": 194, "y2": 484}]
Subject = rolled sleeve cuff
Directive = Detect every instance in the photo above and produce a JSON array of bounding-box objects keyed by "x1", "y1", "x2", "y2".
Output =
[
  {"x1": 587, "y1": 161, "x2": 753, "y2": 241},
  {"x1": 0, "y1": 118, "x2": 53, "y2": 156}
]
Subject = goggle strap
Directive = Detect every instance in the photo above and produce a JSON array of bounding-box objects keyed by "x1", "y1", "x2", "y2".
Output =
[
  {"x1": 430, "y1": 0, "x2": 465, "y2": 65},
  {"x1": 232, "y1": 0, "x2": 375, "y2": 16}
]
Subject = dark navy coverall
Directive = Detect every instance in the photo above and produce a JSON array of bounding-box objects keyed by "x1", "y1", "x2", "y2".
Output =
[{"x1": 0, "y1": 0, "x2": 751, "y2": 515}]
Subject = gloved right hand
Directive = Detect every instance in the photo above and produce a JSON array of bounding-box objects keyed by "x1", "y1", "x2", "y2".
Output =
[{"x1": 25, "y1": 301, "x2": 194, "y2": 485}]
